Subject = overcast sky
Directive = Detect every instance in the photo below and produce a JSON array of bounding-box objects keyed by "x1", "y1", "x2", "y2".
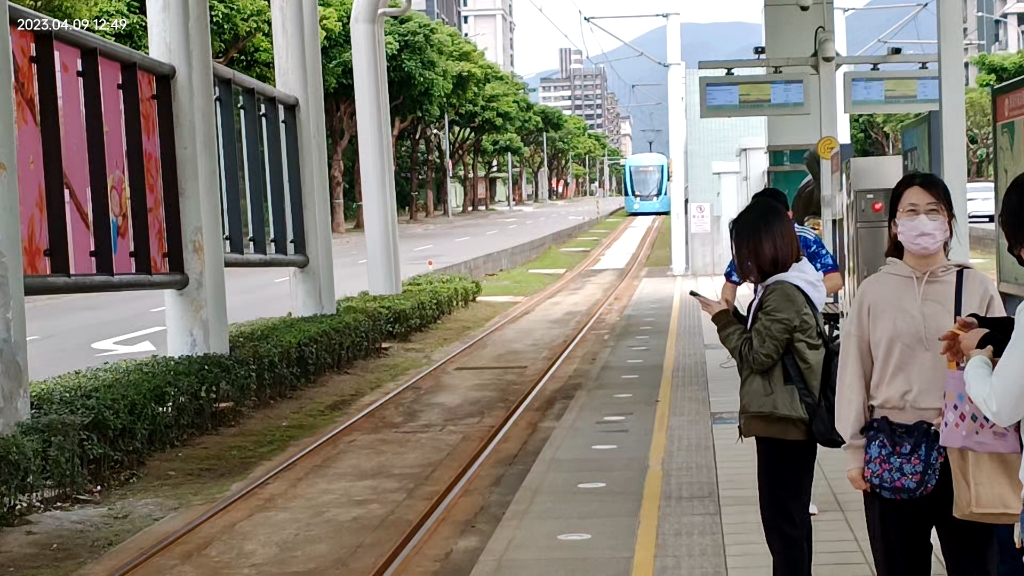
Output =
[{"x1": 514, "y1": 0, "x2": 872, "y2": 76}]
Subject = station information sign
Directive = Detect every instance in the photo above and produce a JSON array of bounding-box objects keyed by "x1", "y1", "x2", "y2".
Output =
[
  {"x1": 699, "y1": 73, "x2": 810, "y2": 118},
  {"x1": 844, "y1": 70, "x2": 939, "y2": 114}
]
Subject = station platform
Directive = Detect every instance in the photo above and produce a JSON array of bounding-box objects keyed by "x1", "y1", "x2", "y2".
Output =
[{"x1": 469, "y1": 275, "x2": 948, "y2": 576}]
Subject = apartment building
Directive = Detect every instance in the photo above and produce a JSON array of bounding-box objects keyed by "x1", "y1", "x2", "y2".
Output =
[
  {"x1": 413, "y1": 0, "x2": 462, "y2": 32},
  {"x1": 538, "y1": 48, "x2": 619, "y2": 137},
  {"x1": 461, "y1": 0, "x2": 515, "y2": 72},
  {"x1": 619, "y1": 115, "x2": 633, "y2": 157},
  {"x1": 992, "y1": 0, "x2": 1024, "y2": 52}
]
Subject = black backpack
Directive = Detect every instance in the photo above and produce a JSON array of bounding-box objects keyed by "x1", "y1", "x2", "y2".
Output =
[{"x1": 781, "y1": 286, "x2": 845, "y2": 449}]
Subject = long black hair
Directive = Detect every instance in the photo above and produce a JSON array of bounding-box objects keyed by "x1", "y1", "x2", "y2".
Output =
[{"x1": 1001, "y1": 173, "x2": 1024, "y2": 263}]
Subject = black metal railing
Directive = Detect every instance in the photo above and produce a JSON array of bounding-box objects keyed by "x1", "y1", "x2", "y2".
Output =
[
  {"x1": 10, "y1": 4, "x2": 187, "y2": 296},
  {"x1": 212, "y1": 64, "x2": 307, "y2": 268}
]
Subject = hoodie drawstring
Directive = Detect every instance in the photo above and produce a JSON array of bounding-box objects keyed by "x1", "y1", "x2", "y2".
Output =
[{"x1": 909, "y1": 269, "x2": 934, "y2": 350}]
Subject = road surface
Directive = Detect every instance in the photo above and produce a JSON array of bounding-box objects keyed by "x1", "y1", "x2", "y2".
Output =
[{"x1": 26, "y1": 198, "x2": 622, "y2": 380}]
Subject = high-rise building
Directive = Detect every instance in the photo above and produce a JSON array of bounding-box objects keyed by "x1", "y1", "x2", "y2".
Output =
[
  {"x1": 413, "y1": 0, "x2": 462, "y2": 31},
  {"x1": 538, "y1": 48, "x2": 618, "y2": 136},
  {"x1": 461, "y1": 0, "x2": 515, "y2": 72},
  {"x1": 619, "y1": 115, "x2": 633, "y2": 157}
]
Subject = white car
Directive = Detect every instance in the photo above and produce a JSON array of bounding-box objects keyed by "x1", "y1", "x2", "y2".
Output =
[{"x1": 966, "y1": 181, "x2": 995, "y2": 222}]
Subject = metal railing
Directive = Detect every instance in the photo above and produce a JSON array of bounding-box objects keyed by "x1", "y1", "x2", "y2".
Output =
[
  {"x1": 213, "y1": 64, "x2": 308, "y2": 268},
  {"x1": 10, "y1": 3, "x2": 187, "y2": 296}
]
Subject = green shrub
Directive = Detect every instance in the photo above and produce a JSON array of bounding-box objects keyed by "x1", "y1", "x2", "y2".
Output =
[{"x1": 0, "y1": 273, "x2": 479, "y2": 524}]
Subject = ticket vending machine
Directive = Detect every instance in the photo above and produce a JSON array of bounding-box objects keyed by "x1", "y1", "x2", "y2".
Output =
[{"x1": 838, "y1": 156, "x2": 904, "y2": 307}]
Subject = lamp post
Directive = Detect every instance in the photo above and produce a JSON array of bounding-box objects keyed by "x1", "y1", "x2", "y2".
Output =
[{"x1": 977, "y1": 11, "x2": 1024, "y2": 52}]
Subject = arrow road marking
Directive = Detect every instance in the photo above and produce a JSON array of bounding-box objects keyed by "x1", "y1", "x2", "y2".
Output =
[{"x1": 91, "y1": 326, "x2": 167, "y2": 357}]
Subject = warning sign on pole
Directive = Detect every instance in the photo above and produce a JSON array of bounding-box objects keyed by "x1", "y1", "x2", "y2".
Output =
[{"x1": 690, "y1": 203, "x2": 712, "y2": 234}]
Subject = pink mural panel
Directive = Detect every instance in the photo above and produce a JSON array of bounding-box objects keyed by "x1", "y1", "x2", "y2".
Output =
[
  {"x1": 12, "y1": 27, "x2": 49, "y2": 276},
  {"x1": 55, "y1": 41, "x2": 95, "y2": 274},
  {"x1": 99, "y1": 57, "x2": 133, "y2": 273},
  {"x1": 138, "y1": 72, "x2": 168, "y2": 273}
]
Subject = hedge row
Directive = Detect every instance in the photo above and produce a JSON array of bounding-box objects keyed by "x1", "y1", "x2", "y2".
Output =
[{"x1": 0, "y1": 274, "x2": 481, "y2": 523}]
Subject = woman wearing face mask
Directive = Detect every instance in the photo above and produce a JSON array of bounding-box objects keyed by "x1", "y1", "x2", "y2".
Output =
[{"x1": 835, "y1": 172, "x2": 1005, "y2": 575}]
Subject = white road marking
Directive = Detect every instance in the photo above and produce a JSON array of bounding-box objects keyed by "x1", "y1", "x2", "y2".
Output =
[
  {"x1": 91, "y1": 326, "x2": 167, "y2": 356},
  {"x1": 628, "y1": 359, "x2": 643, "y2": 363},
  {"x1": 486, "y1": 230, "x2": 498, "y2": 235},
  {"x1": 526, "y1": 221, "x2": 534, "y2": 224},
  {"x1": 455, "y1": 237, "x2": 470, "y2": 242},
  {"x1": 592, "y1": 216, "x2": 654, "y2": 270},
  {"x1": 622, "y1": 375, "x2": 639, "y2": 379},
  {"x1": 603, "y1": 416, "x2": 626, "y2": 421},
  {"x1": 414, "y1": 245, "x2": 433, "y2": 251},
  {"x1": 26, "y1": 336, "x2": 39, "y2": 341},
  {"x1": 150, "y1": 306, "x2": 166, "y2": 312},
  {"x1": 358, "y1": 259, "x2": 367, "y2": 264},
  {"x1": 274, "y1": 277, "x2": 289, "y2": 283},
  {"x1": 508, "y1": 224, "x2": 517, "y2": 229}
]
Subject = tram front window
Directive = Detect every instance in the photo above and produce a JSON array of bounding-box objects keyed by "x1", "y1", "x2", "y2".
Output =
[{"x1": 630, "y1": 166, "x2": 662, "y2": 200}]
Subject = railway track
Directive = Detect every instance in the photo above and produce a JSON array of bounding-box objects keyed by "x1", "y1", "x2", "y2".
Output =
[{"x1": 104, "y1": 213, "x2": 660, "y2": 576}]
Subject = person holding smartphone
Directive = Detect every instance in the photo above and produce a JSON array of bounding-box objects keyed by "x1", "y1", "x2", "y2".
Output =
[{"x1": 696, "y1": 198, "x2": 827, "y2": 576}]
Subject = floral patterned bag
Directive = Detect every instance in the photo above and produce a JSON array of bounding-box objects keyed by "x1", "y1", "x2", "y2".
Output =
[{"x1": 862, "y1": 414, "x2": 946, "y2": 500}]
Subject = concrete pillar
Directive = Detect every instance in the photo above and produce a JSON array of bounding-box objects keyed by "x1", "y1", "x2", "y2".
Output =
[
  {"x1": 764, "y1": 0, "x2": 832, "y2": 148},
  {"x1": 271, "y1": 0, "x2": 338, "y2": 313},
  {"x1": 148, "y1": 0, "x2": 229, "y2": 355},
  {"x1": 667, "y1": 13, "x2": 688, "y2": 276},
  {"x1": 714, "y1": 161, "x2": 742, "y2": 275},
  {"x1": 0, "y1": 0, "x2": 29, "y2": 433},
  {"x1": 938, "y1": 0, "x2": 970, "y2": 261}
]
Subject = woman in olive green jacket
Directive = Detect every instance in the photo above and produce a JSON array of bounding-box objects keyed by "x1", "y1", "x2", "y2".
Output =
[{"x1": 696, "y1": 198, "x2": 827, "y2": 576}]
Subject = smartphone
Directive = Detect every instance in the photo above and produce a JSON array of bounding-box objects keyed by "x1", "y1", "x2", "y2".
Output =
[{"x1": 689, "y1": 290, "x2": 710, "y2": 301}]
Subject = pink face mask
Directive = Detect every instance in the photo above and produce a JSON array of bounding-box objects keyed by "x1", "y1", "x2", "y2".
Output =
[{"x1": 896, "y1": 215, "x2": 950, "y2": 256}]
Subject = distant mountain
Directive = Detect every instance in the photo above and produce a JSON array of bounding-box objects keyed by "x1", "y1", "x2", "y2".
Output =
[
  {"x1": 523, "y1": 2, "x2": 943, "y2": 155},
  {"x1": 525, "y1": 22, "x2": 763, "y2": 157}
]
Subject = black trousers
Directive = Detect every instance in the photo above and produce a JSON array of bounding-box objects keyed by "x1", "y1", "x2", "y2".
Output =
[
  {"x1": 755, "y1": 436, "x2": 818, "y2": 576},
  {"x1": 864, "y1": 458, "x2": 998, "y2": 576}
]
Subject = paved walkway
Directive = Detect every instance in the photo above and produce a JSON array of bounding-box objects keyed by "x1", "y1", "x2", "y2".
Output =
[{"x1": 470, "y1": 274, "x2": 948, "y2": 575}]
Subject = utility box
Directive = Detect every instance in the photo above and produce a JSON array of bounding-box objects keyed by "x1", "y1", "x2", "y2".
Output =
[{"x1": 839, "y1": 156, "x2": 904, "y2": 305}]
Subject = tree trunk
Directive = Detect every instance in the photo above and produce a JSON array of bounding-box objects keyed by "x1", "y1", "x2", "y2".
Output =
[
  {"x1": 425, "y1": 136, "x2": 436, "y2": 218},
  {"x1": 472, "y1": 143, "x2": 481, "y2": 211},
  {"x1": 327, "y1": 100, "x2": 354, "y2": 234},
  {"x1": 461, "y1": 155, "x2": 471, "y2": 214},
  {"x1": 354, "y1": 156, "x2": 364, "y2": 229},
  {"x1": 408, "y1": 127, "x2": 421, "y2": 221},
  {"x1": 517, "y1": 162, "x2": 525, "y2": 204},
  {"x1": 532, "y1": 169, "x2": 541, "y2": 202}
]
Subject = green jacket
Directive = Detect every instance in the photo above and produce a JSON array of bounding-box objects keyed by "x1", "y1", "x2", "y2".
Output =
[{"x1": 712, "y1": 282, "x2": 825, "y2": 441}]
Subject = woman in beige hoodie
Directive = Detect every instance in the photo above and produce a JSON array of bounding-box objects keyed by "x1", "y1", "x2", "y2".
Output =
[{"x1": 836, "y1": 172, "x2": 1005, "y2": 576}]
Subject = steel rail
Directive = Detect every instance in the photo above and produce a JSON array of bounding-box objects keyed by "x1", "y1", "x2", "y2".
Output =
[
  {"x1": 108, "y1": 211, "x2": 630, "y2": 576},
  {"x1": 375, "y1": 216, "x2": 663, "y2": 576}
]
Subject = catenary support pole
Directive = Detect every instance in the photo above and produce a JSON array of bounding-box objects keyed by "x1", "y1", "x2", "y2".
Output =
[
  {"x1": 834, "y1": 5, "x2": 851, "y2": 143},
  {"x1": 818, "y1": 19, "x2": 840, "y2": 258},
  {"x1": 541, "y1": 132, "x2": 548, "y2": 203},
  {"x1": 0, "y1": 0, "x2": 29, "y2": 433},
  {"x1": 444, "y1": 112, "x2": 452, "y2": 218},
  {"x1": 938, "y1": 0, "x2": 969, "y2": 261},
  {"x1": 271, "y1": 0, "x2": 337, "y2": 314},
  {"x1": 352, "y1": 0, "x2": 410, "y2": 295},
  {"x1": 667, "y1": 12, "x2": 688, "y2": 275},
  {"x1": 149, "y1": 0, "x2": 230, "y2": 356}
]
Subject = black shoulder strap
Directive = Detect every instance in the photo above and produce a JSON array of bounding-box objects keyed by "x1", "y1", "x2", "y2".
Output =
[
  {"x1": 783, "y1": 283, "x2": 829, "y2": 342},
  {"x1": 954, "y1": 268, "x2": 965, "y2": 321}
]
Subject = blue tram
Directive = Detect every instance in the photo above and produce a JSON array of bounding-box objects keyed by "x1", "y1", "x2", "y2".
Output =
[{"x1": 623, "y1": 153, "x2": 670, "y2": 215}]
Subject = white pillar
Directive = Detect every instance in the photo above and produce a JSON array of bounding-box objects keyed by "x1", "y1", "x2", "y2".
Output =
[
  {"x1": 0, "y1": 0, "x2": 28, "y2": 433},
  {"x1": 818, "y1": 23, "x2": 840, "y2": 257},
  {"x1": 667, "y1": 13, "x2": 688, "y2": 276},
  {"x1": 149, "y1": 0, "x2": 229, "y2": 355},
  {"x1": 352, "y1": 0, "x2": 402, "y2": 294},
  {"x1": 271, "y1": 0, "x2": 337, "y2": 313},
  {"x1": 834, "y1": 5, "x2": 851, "y2": 144},
  {"x1": 938, "y1": 0, "x2": 970, "y2": 261}
]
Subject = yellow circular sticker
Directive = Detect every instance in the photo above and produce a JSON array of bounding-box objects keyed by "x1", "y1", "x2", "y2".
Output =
[{"x1": 817, "y1": 136, "x2": 839, "y2": 160}]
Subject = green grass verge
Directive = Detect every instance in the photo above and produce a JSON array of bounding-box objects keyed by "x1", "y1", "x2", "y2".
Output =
[
  {"x1": 479, "y1": 215, "x2": 626, "y2": 298},
  {"x1": 645, "y1": 217, "x2": 672, "y2": 268}
]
